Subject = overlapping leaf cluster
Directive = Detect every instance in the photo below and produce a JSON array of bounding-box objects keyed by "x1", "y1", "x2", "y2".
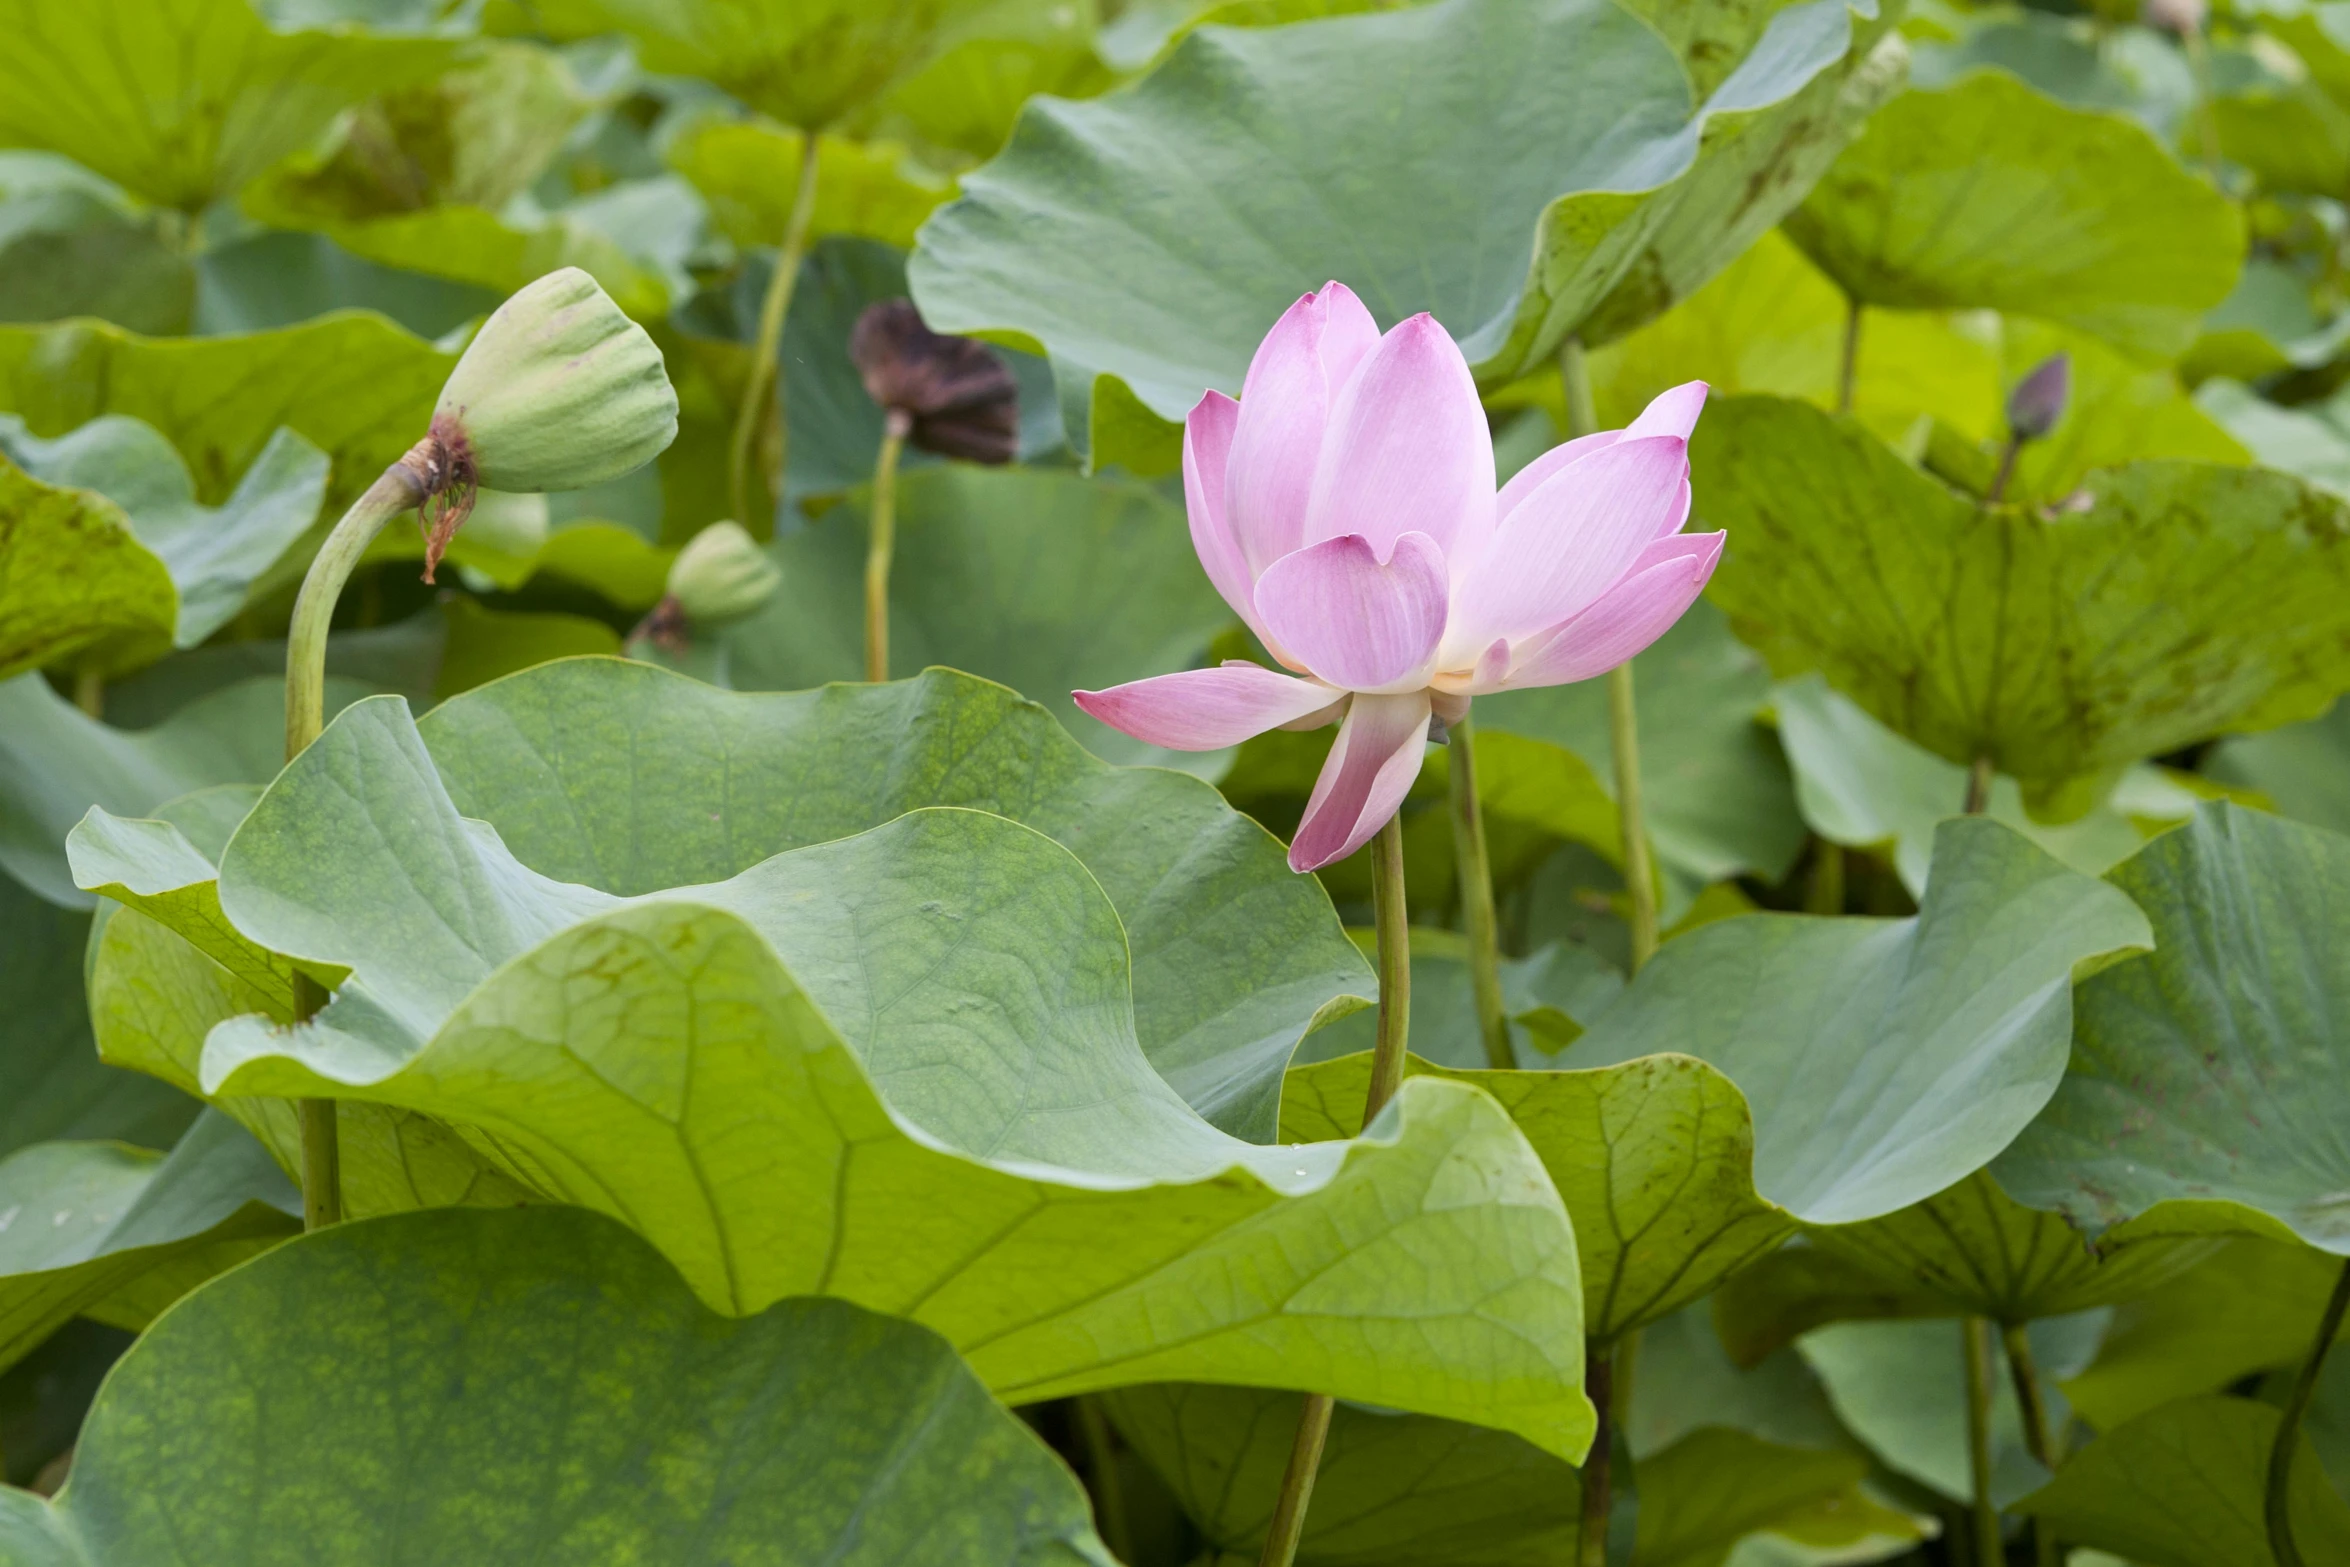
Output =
[{"x1": 8, "y1": 1, "x2": 2350, "y2": 1564}]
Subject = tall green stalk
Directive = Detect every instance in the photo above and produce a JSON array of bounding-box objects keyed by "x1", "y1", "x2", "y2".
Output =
[
  {"x1": 1447, "y1": 718, "x2": 1512, "y2": 1070},
  {"x1": 283, "y1": 450, "x2": 433, "y2": 1230},
  {"x1": 1962, "y1": 1317, "x2": 2002, "y2": 1567},
  {"x1": 864, "y1": 409, "x2": 910, "y2": 683},
  {"x1": 729, "y1": 129, "x2": 825, "y2": 531},
  {"x1": 1256, "y1": 813, "x2": 1411, "y2": 1567},
  {"x1": 1837, "y1": 295, "x2": 1861, "y2": 416},
  {"x1": 2267, "y1": 1258, "x2": 2350, "y2": 1567},
  {"x1": 2003, "y1": 1322, "x2": 2063, "y2": 1567}
]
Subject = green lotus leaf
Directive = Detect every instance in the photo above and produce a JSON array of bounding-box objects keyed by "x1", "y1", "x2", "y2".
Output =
[
  {"x1": 874, "y1": 0, "x2": 1115, "y2": 162},
  {"x1": 1906, "y1": 10, "x2": 2192, "y2": 134},
  {"x1": 0, "y1": 313, "x2": 455, "y2": 515},
  {"x1": 0, "y1": 415, "x2": 328, "y2": 681},
  {"x1": 1773, "y1": 674, "x2": 2201, "y2": 897},
  {"x1": 2213, "y1": 79, "x2": 2350, "y2": 198},
  {"x1": 1996, "y1": 802, "x2": 2350, "y2": 1253},
  {"x1": 723, "y1": 464, "x2": 1236, "y2": 771},
  {"x1": 1099, "y1": 1380, "x2": 1889, "y2": 1567},
  {"x1": 2197, "y1": 378, "x2": 2350, "y2": 501},
  {"x1": 1295, "y1": 930, "x2": 1622, "y2": 1071},
  {"x1": 0, "y1": 1111, "x2": 297, "y2": 1377},
  {"x1": 909, "y1": 0, "x2": 1891, "y2": 468},
  {"x1": 532, "y1": 0, "x2": 1011, "y2": 129},
  {"x1": 667, "y1": 118, "x2": 950, "y2": 254},
  {"x1": 0, "y1": 156, "x2": 193, "y2": 336},
  {"x1": 1283, "y1": 819, "x2": 2146, "y2": 1341},
  {"x1": 1783, "y1": 71, "x2": 2243, "y2": 360},
  {"x1": 2061, "y1": 1238, "x2": 2350, "y2": 1431},
  {"x1": 0, "y1": 1205, "x2": 1116, "y2": 1566},
  {"x1": 120, "y1": 687, "x2": 1585, "y2": 1448},
  {"x1": 0, "y1": 871, "x2": 194, "y2": 1161},
  {"x1": 2208, "y1": 697, "x2": 2350, "y2": 837},
  {"x1": 2012, "y1": 1396, "x2": 2350, "y2": 1567},
  {"x1": 1697, "y1": 395, "x2": 2350, "y2": 816},
  {"x1": 0, "y1": 0, "x2": 459, "y2": 213},
  {"x1": 1476, "y1": 599, "x2": 1807, "y2": 899}
]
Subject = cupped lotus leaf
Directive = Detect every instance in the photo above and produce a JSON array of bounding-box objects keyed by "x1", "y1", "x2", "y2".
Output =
[
  {"x1": 0, "y1": 415, "x2": 328, "y2": 678},
  {"x1": 2061, "y1": 1238, "x2": 2350, "y2": 1430},
  {"x1": 1284, "y1": 1050, "x2": 1792, "y2": 1343},
  {"x1": 533, "y1": 0, "x2": 1008, "y2": 129},
  {"x1": 0, "y1": 1111, "x2": 297, "y2": 1376},
  {"x1": 1773, "y1": 674, "x2": 2199, "y2": 897},
  {"x1": 1996, "y1": 802, "x2": 2350, "y2": 1254},
  {"x1": 1099, "y1": 1381, "x2": 1887, "y2": 1567},
  {"x1": 2012, "y1": 1396, "x2": 2350, "y2": 1567},
  {"x1": 0, "y1": 871, "x2": 194, "y2": 1160},
  {"x1": 171, "y1": 694, "x2": 1588, "y2": 1449},
  {"x1": 1571, "y1": 817, "x2": 2150, "y2": 1225},
  {"x1": 667, "y1": 118, "x2": 950, "y2": 254},
  {"x1": 0, "y1": 0, "x2": 459, "y2": 212},
  {"x1": 1697, "y1": 395, "x2": 2350, "y2": 815},
  {"x1": 725, "y1": 464, "x2": 1237, "y2": 771},
  {"x1": 909, "y1": 0, "x2": 1891, "y2": 467},
  {"x1": 0, "y1": 313, "x2": 456, "y2": 514},
  {"x1": 1783, "y1": 71, "x2": 2244, "y2": 360},
  {"x1": 0, "y1": 1205, "x2": 1117, "y2": 1567}
]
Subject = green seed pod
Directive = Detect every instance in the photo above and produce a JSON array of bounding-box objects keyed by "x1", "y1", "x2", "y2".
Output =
[
  {"x1": 667, "y1": 520, "x2": 781, "y2": 627},
  {"x1": 432, "y1": 267, "x2": 678, "y2": 495}
]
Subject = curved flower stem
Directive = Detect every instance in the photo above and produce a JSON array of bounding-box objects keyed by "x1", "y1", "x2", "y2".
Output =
[
  {"x1": 1963, "y1": 1316, "x2": 2002, "y2": 1567},
  {"x1": 865, "y1": 409, "x2": 910, "y2": 683},
  {"x1": 1837, "y1": 295, "x2": 1861, "y2": 416},
  {"x1": 1073, "y1": 1396, "x2": 1134, "y2": 1565},
  {"x1": 1257, "y1": 813, "x2": 1410, "y2": 1567},
  {"x1": 1963, "y1": 754, "x2": 1995, "y2": 816},
  {"x1": 1608, "y1": 663, "x2": 1659, "y2": 971},
  {"x1": 283, "y1": 450, "x2": 432, "y2": 1231},
  {"x1": 729, "y1": 129, "x2": 824, "y2": 531},
  {"x1": 2267, "y1": 1257, "x2": 2350, "y2": 1567},
  {"x1": 1986, "y1": 436, "x2": 2023, "y2": 506},
  {"x1": 1447, "y1": 719, "x2": 1512, "y2": 1070}
]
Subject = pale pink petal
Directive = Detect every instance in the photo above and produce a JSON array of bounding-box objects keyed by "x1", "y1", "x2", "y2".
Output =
[
  {"x1": 1254, "y1": 531, "x2": 1449, "y2": 694},
  {"x1": 1224, "y1": 284, "x2": 1385, "y2": 576},
  {"x1": 1301, "y1": 314, "x2": 1493, "y2": 559},
  {"x1": 1498, "y1": 532, "x2": 1724, "y2": 690},
  {"x1": 1074, "y1": 664, "x2": 1341, "y2": 751},
  {"x1": 1446, "y1": 435, "x2": 1690, "y2": 653},
  {"x1": 1495, "y1": 430, "x2": 1619, "y2": 523},
  {"x1": 1184, "y1": 391, "x2": 1264, "y2": 636},
  {"x1": 1624, "y1": 380, "x2": 1710, "y2": 441},
  {"x1": 1290, "y1": 690, "x2": 1433, "y2": 872}
]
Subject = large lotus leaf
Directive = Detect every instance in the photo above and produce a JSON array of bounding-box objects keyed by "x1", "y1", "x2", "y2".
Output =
[
  {"x1": 0, "y1": 0, "x2": 458, "y2": 212},
  {"x1": 1997, "y1": 802, "x2": 2350, "y2": 1254},
  {"x1": 1099, "y1": 1381, "x2": 1886, "y2": 1567},
  {"x1": 873, "y1": 0, "x2": 1115, "y2": 162},
  {"x1": 1697, "y1": 395, "x2": 2350, "y2": 816},
  {"x1": 1783, "y1": 71, "x2": 2243, "y2": 360},
  {"x1": 1774, "y1": 674, "x2": 2199, "y2": 897},
  {"x1": 668, "y1": 116, "x2": 949, "y2": 256},
  {"x1": 2213, "y1": 79, "x2": 2350, "y2": 198},
  {"x1": 0, "y1": 1112, "x2": 297, "y2": 1377},
  {"x1": 2061, "y1": 1238, "x2": 2350, "y2": 1430},
  {"x1": 2013, "y1": 1396, "x2": 2350, "y2": 1567},
  {"x1": 0, "y1": 156, "x2": 193, "y2": 335},
  {"x1": 909, "y1": 0, "x2": 1889, "y2": 469},
  {"x1": 724, "y1": 464, "x2": 1237, "y2": 771},
  {"x1": 153, "y1": 694, "x2": 1590, "y2": 1450},
  {"x1": 0, "y1": 314, "x2": 455, "y2": 514},
  {"x1": 1570, "y1": 818, "x2": 2148, "y2": 1224},
  {"x1": 2207, "y1": 697, "x2": 2350, "y2": 837},
  {"x1": 2198, "y1": 378, "x2": 2350, "y2": 501},
  {"x1": 0, "y1": 1205, "x2": 1116, "y2": 1567},
  {"x1": 1906, "y1": 10, "x2": 2192, "y2": 136},
  {"x1": 533, "y1": 0, "x2": 1009, "y2": 129},
  {"x1": 1476, "y1": 599, "x2": 1807, "y2": 896},
  {"x1": 0, "y1": 416, "x2": 327, "y2": 678},
  {"x1": 0, "y1": 872, "x2": 193, "y2": 1160},
  {"x1": 186, "y1": 227, "x2": 500, "y2": 339}
]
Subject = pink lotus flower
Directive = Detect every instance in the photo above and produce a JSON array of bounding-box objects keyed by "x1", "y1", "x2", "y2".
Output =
[{"x1": 1074, "y1": 283, "x2": 1722, "y2": 873}]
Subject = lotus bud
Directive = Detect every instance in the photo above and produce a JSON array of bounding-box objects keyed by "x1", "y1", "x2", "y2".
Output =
[
  {"x1": 2142, "y1": 0, "x2": 2205, "y2": 34},
  {"x1": 848, "y1": 298, "x2": 1021, "y2": 464},
  {"x1": 2005, "y1": 353, "x2": 2071, "y2": 443},
  {"x1": 666, "y1": 520, "x2": 781, "y2": 627},
  {"x1": 417, "y1": 267, "x2": 679, "y2": 580}
]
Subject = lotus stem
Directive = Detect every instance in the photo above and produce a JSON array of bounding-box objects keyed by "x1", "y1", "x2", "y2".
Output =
[
  {"x1": 2001, "y1": 1322, "x2": 2058, "y2": 1470},
  {"x1": 1608, "y1": 663, "x2": 1659, "y2": 971},
  {"x1": 2266, "y1": 1257, "x2": 2350, "y2": 1567},
  {"x1": 865, "y1": 408, "x2": 910, "y2": 683},
  {"x1": 283, "y1": 447, "x2": 432, "y2": 1231},
  {"x1": 1807, "y1": 840, "x2": 1844, "y2": 915},
  {"x1": 1837, "y1": 295, "x2": 1861, "y2": 415},
  {"x1": 1256, "y1": 813, "x2": 1409, "y2": 1567},
  {"x1": 1073, "y1": 1396, "x2": 1135, "y2": 1565},
  {"x1": 1447, "y1": 719, "x2": 1512, "y2": 1070},
  {"x1": 1986, "y1": 436, "x2": 2022, "y2": 506},
  {"x1": 1577, "y1": 1342, "x2": 1615, "y2": 1567},
  {"x1": 729, "y1": 128, "x2": 824, "y2": 531},
  {"x1": 1963, "y1": 1316, "x2": 2002, "y2": 1567},
  {"x1": 72, "y1": 667, "x2": 103, "y2": 720},
  {"x1": 1964, "y1": 754, "x2": 1995, "y2": 816}
]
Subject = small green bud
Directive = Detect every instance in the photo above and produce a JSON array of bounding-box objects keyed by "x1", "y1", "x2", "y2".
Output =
[{"x1": 667, "y1": 520, "x2": 780, "y2": 627}]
